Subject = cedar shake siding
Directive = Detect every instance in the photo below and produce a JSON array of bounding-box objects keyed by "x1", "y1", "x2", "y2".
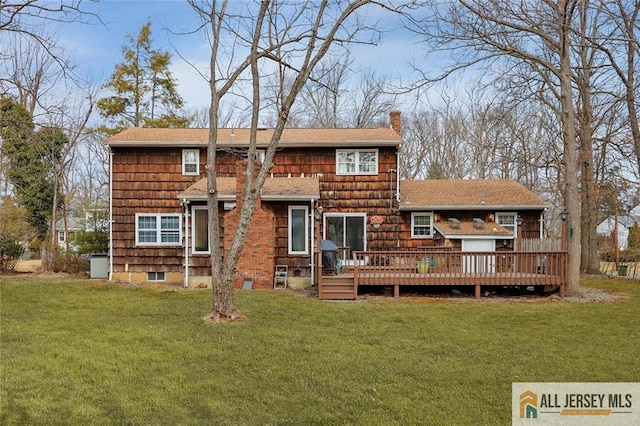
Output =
[
  {"x1": 111, "y1": 147, "x2": 203, "y2": 282},
  {"x1": 106, "y1": 117, "x2": 550, "y2": 289},
  {"x1": 107, "y1": 126, "x2": 403, "y2": 286}
]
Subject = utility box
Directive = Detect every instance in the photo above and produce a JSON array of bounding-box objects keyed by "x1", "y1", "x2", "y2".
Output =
[
  {"x1": 90, "y1": 253, "x2": 108, "y2": 279},
  {"x1": 619, "y1": 265, "x2": 628, "y2": 277}
]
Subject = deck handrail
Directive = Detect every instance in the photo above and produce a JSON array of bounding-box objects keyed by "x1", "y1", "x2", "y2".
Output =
[{"x1": 352, "y1": 250, "x2": 568, "y2": 290}]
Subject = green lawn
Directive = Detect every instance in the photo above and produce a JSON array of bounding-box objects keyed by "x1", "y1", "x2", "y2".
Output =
[{"x1": 1, "y1": 276, "x2": 639, "y2": 425}]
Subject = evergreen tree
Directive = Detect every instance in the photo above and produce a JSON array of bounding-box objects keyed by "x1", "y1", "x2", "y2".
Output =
[
  {"x1": 96, "y1": 22, "x2": 191, "y2": 134},
  {"x1": 627, "y1": 222, "x2": 640, "y2": 249},
  {"x1": 0, "y1": 97, "x2": 66, "y2": 241}
]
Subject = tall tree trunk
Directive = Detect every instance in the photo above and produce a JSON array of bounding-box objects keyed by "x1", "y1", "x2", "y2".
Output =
[{"x1": 559, "y1": 0, "x2": 581, "y2": 295}]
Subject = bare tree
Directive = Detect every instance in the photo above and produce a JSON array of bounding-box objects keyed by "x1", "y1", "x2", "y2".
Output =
[
  {"x1": 189, "y1": 0, "x2": 400, "y2": 321},
  {"x1": 408, "y1": 0, "x2": 583, "y2": 295},
  {"x1": 592, "y1": 0, "x2": 640, "y2": 176}
]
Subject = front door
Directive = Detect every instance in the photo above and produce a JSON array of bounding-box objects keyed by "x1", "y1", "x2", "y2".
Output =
[{"x1": 325, "y1": 214, "x2": 366, "y2": 253}]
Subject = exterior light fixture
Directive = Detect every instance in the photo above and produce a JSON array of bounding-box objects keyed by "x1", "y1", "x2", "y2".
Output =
[{"x1": 560, "y1": 210, "x2": 569, "y2": 221}]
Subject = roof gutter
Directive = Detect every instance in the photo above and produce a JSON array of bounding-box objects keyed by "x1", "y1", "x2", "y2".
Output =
[{"x1": 399, "y1": 204, "x2": 551, "y2": 211}]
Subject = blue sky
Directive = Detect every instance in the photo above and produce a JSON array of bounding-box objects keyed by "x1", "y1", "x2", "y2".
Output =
[{"x1": 57, "y1": 0, "x2": 428, "y2": 111}]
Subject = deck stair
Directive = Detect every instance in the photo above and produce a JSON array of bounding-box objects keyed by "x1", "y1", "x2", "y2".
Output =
[{"x1": 318, "y1": 274, "x2": 355, "y2": 300}]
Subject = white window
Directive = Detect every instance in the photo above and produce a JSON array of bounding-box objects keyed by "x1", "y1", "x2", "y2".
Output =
[
  {"x1": 147, "y1": 272, "x2": 165, "y2": 281},
  {"x1": 192, "y1": 207, "x2": 209, "y2": 253},
  {"x1": 411, "y1": 213, "x2": 434, "y2": 238},
  {"x1": 58, "y1": 231, "x2": 66, "y2": 243},
  {"x1": 336, "y1": 149, "x2": 378, "y2": 175},
  {"x1": 288, "y1": 206, "x2": 309, "y2": 255},
  {"x1": 182, "y1": 149, "x2": 199, "y2": 175},
  {"x1": 496, "y1": 212, "x2": 517, "y2": 237},
  {"x1": 246, "y1": 149, "x2": 265, "y2": 163},
  {"x1": 136, "y1": 213, "x2": 181, "y2": 245},
  {"x1": 325, "y1": 214, "x2": 366, "y2": 252}
]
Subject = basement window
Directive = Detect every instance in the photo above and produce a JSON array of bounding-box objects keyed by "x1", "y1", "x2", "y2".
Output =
[{"x1": 147, "y1": 271, "x2": 165, "y2": 282}]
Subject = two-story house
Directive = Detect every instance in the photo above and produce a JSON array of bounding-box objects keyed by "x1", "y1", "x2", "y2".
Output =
[{"x1": 105, "y1": 111, "x2": 552, "y2": 295}]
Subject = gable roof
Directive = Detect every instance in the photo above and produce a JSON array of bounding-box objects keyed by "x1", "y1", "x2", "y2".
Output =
[
  {"x1": 106, "y1": 127, "x2": 402, "y2": 148},
  {"x1": 399, "y1": 179, "x2": 549, "y2": 211},
  {"x1": 177, "y1": 176, "x2": 320, "y2": 201}
]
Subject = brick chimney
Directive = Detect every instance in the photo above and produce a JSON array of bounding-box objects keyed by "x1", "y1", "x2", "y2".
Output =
[
  {"x1": 223, "y1": 160, "x2": 275, "y2": 289},
  {"x1": 390, "y1": 110, "x2": 401, "y2": 135}
]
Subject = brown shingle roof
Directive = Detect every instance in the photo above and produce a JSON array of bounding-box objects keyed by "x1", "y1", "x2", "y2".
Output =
[
  {"x1": 434, "y1": 221, "x2": 513, "y2": 238},
  {"x1": 399, "y1": 179, "x2": 549, "y2": 210},
  {"x1": 106, "y1": 127, "x2": 401, "y2": 147},
  {"x1": 177, "y1": 177, "x2": 320, "y2": 201}
]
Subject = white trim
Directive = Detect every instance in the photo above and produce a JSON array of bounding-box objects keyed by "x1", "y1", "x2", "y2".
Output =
[
  {"x1": 288, "y1": 205, "x2": 309, "y2": 255},
  {"x1": 336, "y1": 149, "x2": 378, "y2": 175},
  {"x1": 147, "y1": 271, "x2": 166, "y2": 282},
  {"x1": 323, "y1": 213, "x2": 367, "y2": 251},
  {"x1": 108, "y1": 149, "x2": 113, "y2": 280},
  {"x1": 183, "y1": 201, "x2": 190, "y2": 288},
  {"x1": 182, "y1": 149, "x2": 199, "y2": 175},
  {"x1": 495, "y1": 211, "x2": 517, "y2": 238},
  {"x1": 135, "y1": 213, "x2": 182, "y2": 246},
  {"x1": 411, "y1": 212, "x2": 434, "y2": 238}
]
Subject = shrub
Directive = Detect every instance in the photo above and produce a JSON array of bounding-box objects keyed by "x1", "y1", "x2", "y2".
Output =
[
  {"x1": 0, "y1": 233, "x2": 25, "y2": 272},
  {"x1": 600, "y1": 248, "x2": 640, "y2": 263}
]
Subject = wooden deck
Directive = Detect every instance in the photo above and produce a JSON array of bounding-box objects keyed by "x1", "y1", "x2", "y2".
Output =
[{"x1": 317, "y1": 250, "x2": 568, "y2": 300}]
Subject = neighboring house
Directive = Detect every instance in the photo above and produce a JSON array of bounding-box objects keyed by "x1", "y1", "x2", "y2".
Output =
[
  {"x1": 596, "y1": 215, "x2": 638, "y2": 250},
  {"x1": 55, "y1": 204, "x2": 109, "y2": 250},
  {"x1": 55, "y1": 217, "x2": 83, "y2": 248},
  {"x1": 104, "y1": 111, "x2": 550, "y2": 292}
]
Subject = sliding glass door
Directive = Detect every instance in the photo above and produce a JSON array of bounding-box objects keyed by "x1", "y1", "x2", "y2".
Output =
[{"x1": 324, "y1": 214, "x2": 366, "y2": 252}]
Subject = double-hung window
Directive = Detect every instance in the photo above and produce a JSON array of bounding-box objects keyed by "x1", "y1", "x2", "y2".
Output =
[
  {"x1": 182, "y1": 149, "x2": 199, "y2": 175},
  {"x1": 288, "y1": 206, "x2": 309, "y2": 255},
  {"x1": 496, "y1": 212, "x2": 517, "y2": 237},
  {"x1": 136, "y1": 213, "x2": 181, "y2": 245},
  {"x1": 411, "y1": 212, "x2": 434, "y2": 238},
  {"x1": 336, "y1": 149, "x2": 378, "y2": 175}
]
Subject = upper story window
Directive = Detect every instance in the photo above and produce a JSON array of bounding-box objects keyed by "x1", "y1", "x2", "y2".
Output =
[
  {"x1": 136, "y1": 213, "x2": 181, "y2": 245},
  {"x1": 496, "y1": 212, "x2": 517, "y2": 237},
  {"x1": 411, "y1": 212, "x2": 434, "y2": 238},
  {"x1": 182, "y1": 149, "x2": 199, "y2": 175},
  {"x1": 336, "y1": 149, "x2": 378, "y2": 175},
  {"x1": 246, "y1": 149, "x2": 265, "y2": 163}
]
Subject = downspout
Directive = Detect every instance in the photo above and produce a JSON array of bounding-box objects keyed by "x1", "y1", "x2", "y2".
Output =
[
  {"x1": 183, "y1": 199, "x2": 190, "y2": 288},
  {"x1": 310, "y1": 198, "x2": 315, "y2": 287},
  {"x1": 396, "y1": 146, "x2": 401, "y2": 203},
  {"x1": 396, "y1": 147, "x2": 401, "y2": 247},
  {"x1": 108, "y1": 148, "x2": 114, "y2": 281}
]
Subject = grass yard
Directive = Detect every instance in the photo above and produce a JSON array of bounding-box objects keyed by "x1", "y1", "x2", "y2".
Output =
[{"x1": 1, "y1": 276, "x2": 639, "y2": 425}]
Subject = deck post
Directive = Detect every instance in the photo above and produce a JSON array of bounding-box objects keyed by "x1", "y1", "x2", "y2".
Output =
[
  {"x1": 394, "y1": 284, "x2": 399, "y2": 297},
  {"x1": 559, "y1": 282, "x2": 566, "y2": 297},
  {"x1": 475, "y1": 283, "x2": 481, "y2": 299}
]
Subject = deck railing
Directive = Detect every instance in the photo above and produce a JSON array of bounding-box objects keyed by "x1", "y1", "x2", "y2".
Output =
[{"x1": 352, "y1": 250, "x2": 568, "y2": 296}]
